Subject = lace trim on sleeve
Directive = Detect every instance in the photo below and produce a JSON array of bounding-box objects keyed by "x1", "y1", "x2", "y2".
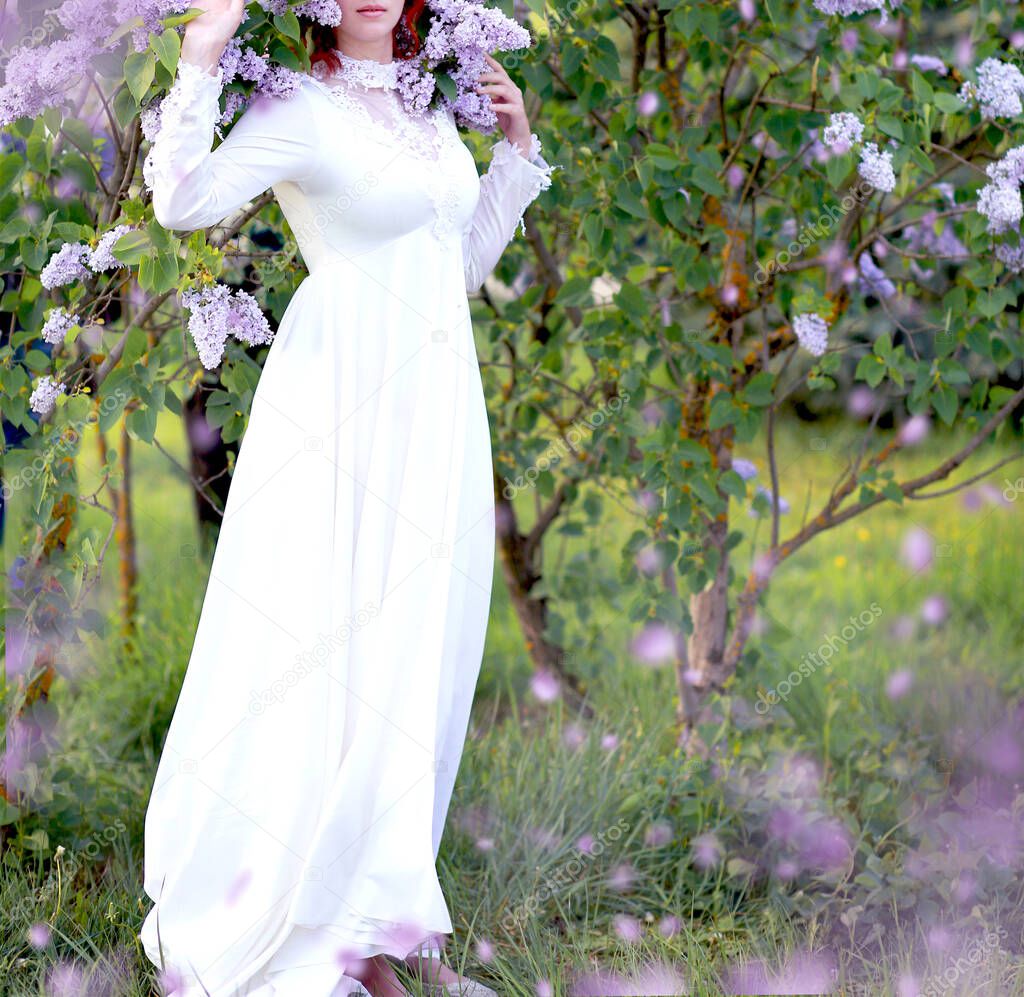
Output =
[
  {"x1": 142, "y1": 60, "x2": 225, "y2": 194},
  {"x1": 485, "y1": 132, "x2": 559, "y2": 236}
]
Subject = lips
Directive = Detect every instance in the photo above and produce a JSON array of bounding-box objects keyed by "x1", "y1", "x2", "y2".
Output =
[{"x1": 356, "y1": 5, "x2": 387, "y2": 11}]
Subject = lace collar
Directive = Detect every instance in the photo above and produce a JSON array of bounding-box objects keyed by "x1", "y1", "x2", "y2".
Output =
[{"x1": 311, "y1": 49, "x2": 399, "y2": 91}]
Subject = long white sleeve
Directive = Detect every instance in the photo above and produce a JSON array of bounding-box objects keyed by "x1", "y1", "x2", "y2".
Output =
[
  {"x1": 462, "y1": 132, "x2": 557, "y2": 294},
  {"x1": 143, "y1": 60, "x2": 323, "y2": 232}
]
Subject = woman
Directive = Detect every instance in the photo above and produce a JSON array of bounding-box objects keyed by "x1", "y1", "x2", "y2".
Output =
[{"x1": 137, "y1": 1, "x2": 555, "y2": 995}]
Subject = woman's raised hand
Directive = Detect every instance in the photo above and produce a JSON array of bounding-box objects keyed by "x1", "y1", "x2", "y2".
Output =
[
  {"x1": 187, "y1": 0, "x2": 247, "y2": 43},
  {"x1": 475, "y1": 53, "x2": 534, "y2": 156},
  {"x1": 181, "y1": 0, "x2": 246, "y2": 74}
]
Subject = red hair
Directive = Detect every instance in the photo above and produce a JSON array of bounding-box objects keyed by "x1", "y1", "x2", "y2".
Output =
[{"x1": 301, "y1": 0, "x2": 428, "y2": 74}]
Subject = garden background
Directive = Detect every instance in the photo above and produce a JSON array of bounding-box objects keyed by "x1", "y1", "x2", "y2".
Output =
[{"x1": 2, "y1": 0, "x2": 1024, "y2": 994}]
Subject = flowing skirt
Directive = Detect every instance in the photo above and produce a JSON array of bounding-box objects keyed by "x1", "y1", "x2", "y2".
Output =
[{"x1": 140, "y1": 241, "x2": 496, "y2": 996}]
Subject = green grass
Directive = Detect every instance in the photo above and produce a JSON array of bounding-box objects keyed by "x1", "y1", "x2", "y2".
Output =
[{"x1": 3, "y1": 411, "x2": 1024, "y2": 995}]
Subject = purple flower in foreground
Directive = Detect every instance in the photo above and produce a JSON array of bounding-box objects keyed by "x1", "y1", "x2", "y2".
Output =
[
  {"x1": 900, "y1": 526, "x2": 934, "y2": 573},
  {"x1": 41, "y1": 242, "x2": 90, "y2": 289},
  {"x1": 256, "y1": 65, "x2": 305, "y2": 100},
  {"x1": 886, "y1": 669, "x2": 914, "y2": 700},
  {"x1": 636, "y1": 91, "x2": 659, "y2": 116},
  {"x1": 529, "y1": 669, "x2": 560, "y2": 702},
  {"x1": 88, "y1": 224, "x2": 133, "y2": 272},
  {"x1": 630, "y1": 622, "x2": 677, "y2": 665},
  {"x1": 898, "y1": 414, "x2": 930, "y2": 446},
  {"x1": 181, "y1": 284, "x2": 275, "y2": 369},
  {"x1": 28, "y1": 922, "x2": 51, "y2": 948},
  {"x1": 920, "y1": 594, "x2": 949, "y2": 626},
  {"x1": 296, "y1": 0, "x2": 342, "y2": 26}
]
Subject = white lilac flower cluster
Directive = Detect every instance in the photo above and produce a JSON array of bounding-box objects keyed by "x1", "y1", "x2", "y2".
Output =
[
  {"x1": 812, "y1": 0, "x2": 900, "y2": 24},
  {"x1": 976, "y1": 145, "x2": 1024, "y2": 235},
  {"x1": 857, "y1": 143, "x2": 896, "y2": 194},
  {"x1": 40, "y1": 225, "x2": 134, "y2": 290},
  {"x1": 180, "y1": 283, "x2": 275, "y2": 370},
  {"x1": 29, "y1": 376, "x2": 66, "y2": 417},
  {"x1": 958, "y1": 58, "x2": 1024, "y2": 119},
  {"x1": 41, "y1": 307, "x2": 80, "y2": 346},
  {"x1": 822, "y1": 112, "x2": 864, "y2": 151},
  {"x1": 820, "y1": 113, "x2": 897, "y2": 193},
  {"x1": 792, "y1": 312, "x2": 830, "y2": 356}
]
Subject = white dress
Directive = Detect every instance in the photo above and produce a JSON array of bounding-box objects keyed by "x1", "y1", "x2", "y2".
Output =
[{"x1": 138, "y1": 51, "x2": 555, "y2": 997}]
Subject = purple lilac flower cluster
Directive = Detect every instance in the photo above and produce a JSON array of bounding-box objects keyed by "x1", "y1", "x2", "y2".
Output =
[
  {"x1": 40, "y1": 225, "x2": 134, "y2": 289},
  {"x1": 0, "y1": 0, "x2": 339, "y2": 128},
  {"x1": 857, "y1": 252, "x2": 896, "y2": 299},
  {"x1": 256, "y1": 0, "x2": 341, "y2": 22},
  {"x1": 394, "y1": 0, "x2": 533, "y2": 132},
  {"x1": 180, "y1": 284, "x2": 275, "y2": 370}
]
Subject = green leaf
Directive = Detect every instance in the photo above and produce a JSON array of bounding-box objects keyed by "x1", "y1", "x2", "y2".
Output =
[
  {"x1": 931, "y1": 384, "x2": 958, "y2": 425},
  {"x1": 111, "y1": 230, "x2": 152, "y2": 266},
  {"x1": 741, "y1": 372, "x2": 775, "y2": 407},
  {"x1": 273, "y1": 11, "x2": 302, "y2": 41},
  {"x1": 124, "y1": 50, "x2": 157, "y2": 104},
  {"x1": 149, "y1": 28, "x2": 181, "y2": 75},
  {"x1": 933, "y1": 91, "x2": 965, "y2": 114},
  {"x1": 613, "y1": 282, "x2": 647, "y2": 320}
]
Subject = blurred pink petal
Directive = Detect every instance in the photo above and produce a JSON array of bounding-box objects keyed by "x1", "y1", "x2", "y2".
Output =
[
  {"x1": 899, "y1": 526, "x2": 934, "y2": 573},
  {"x1": 886, "y1": 669, "x2": 914, "y2": 700}
]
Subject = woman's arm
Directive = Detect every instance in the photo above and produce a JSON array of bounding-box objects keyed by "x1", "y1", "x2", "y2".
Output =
[
  {"x1": 143, "y1": 13, "x2": 322, "y2": 233},
  {"x1": 463, "y1": 54, "x2": 558, "y2": 293},
  {"x1": 462, "y1": 133, "x2": 557, "y2": 294},
  {"x1": 143, "y1": 61, "x2": 322, "y2": 233}
]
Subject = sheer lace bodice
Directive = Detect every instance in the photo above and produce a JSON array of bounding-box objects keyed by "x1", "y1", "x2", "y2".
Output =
[
  {"x1": 308, "y1": 50, "x2": 450, "y2": 163},
  {"x1": 142, "y1": 51, "x2": 556, "y2": 289}
]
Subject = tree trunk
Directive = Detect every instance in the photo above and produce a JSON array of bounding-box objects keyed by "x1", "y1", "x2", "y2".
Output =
[
  {"x1": 679, "y1": 517, "x2": 732, "y2": 740},
  {"x1": 493, "y1": 472, "x2": 591, "y2": 716}
]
